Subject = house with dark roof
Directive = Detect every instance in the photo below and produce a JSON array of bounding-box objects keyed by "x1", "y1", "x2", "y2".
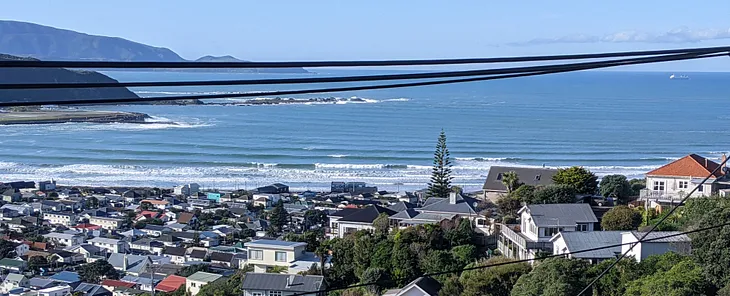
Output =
[
  {"x1": 382, "y1": 276, "x2": 442, "y2": 296},
  {"x1": 0, "y1": 258, "x2": 26, "y2": 272},
  {"x1": 332, "y1": 205, "x2": 397, "y2": 238},
  {"x1": 256, "y1": 183, "x2": 290, "y2": 194},
  {"x1": 74, "y1": 283, "x2": 112, "y2": 296},
  {"x1": 642, "y1": 153, "x2": 730, "y2": 201},
  {"x1": 187, "y1": 249, "x2": 208, "y2": 262},
  {"x1": 499, "y1": 203, "x2": 598, "y2": 261},
  {"x1": 482, "y1": 166, "x2": 558, "y2": 200},
  {"x1": 130, "y1": 238, "x2": 165, "y2": 255},
  {"x1": 242, "y1": 272, "x2": 325, "y2": 296},
  {"x1": 163, "y1": 247, "x2": 187, "y2": 265},
  {"x1": 389, "y1": 193, "x2": 480, "y2": 228},
  {"x1": 210, "y1": 252, "x2": 234, "y2": 267}
]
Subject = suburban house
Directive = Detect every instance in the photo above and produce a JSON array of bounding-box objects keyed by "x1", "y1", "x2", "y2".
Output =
[
  {"x1": 382, "y1": 276, "x2": 442, "y2": 296},
  {"x1": 389, "y1": 193, "x2": 480, "y2": 227},
  {"x1": 173, "y1": 183, "x2": 200, "y2": 196},
  {"x1": 74, "y1": 283, "x2": 112, "y2": 296},
  {"x1": 108, "y1": 254, "x2": 151, "y2": 276},
  {"x1": 1, "y1": 274, "x2": 28, "y2": 293},
  {"x1": 621, "y1": 231, "x2": 691, "y2": 262},
  {"x1": 176, "y1": 212, "x2": 198, "y2": 225},
  {"x1": 163, "y1": 247, "x2": 187, "y2": 265},
  {"x1": 551, "y1": 231, "x2": 623, "y2": 264},
  {"x1": 140, "y1": 200, "x2": 169, "y2": 210},
  {"x1": 0, "y1": 258, "x2": 26, "y2": 273},
  {"x1": 187, "y1": 249, "x2": 207, "y2": 262},
  {"x1": 331, "y1": 205, "x2": 397, "y2": 238},
  {"x1": 89, "y1": 217, "x2": 124, "y2": 230},
  {"x1": 157, "y1": 234, "x2": 183, "y2": 247},
  {"x1": 246, "y1": 240, "x2": 320, "y2": 274},
  {"x1": 136, "y1": 211, "x2": 169, "y2": 223},
  {"x1": 9, "y1": 242, "x2": 29, "y2": 257},
  {"x1": 242, "y1": 273, "x2": 326, "y2": 296},
  {"x1": 140, "y1": 225, "x2": 172, "y2": 237},
  {"x1": 43, "y1": 212, "x2": 77, "y2": 226},
  {"x1": 642, "y1": 154, "x2": 730, "y2": 202},
  {"x1": 35, "y1": 285, "x2": 71, "y2": 296},
  {"x1": 49, "y1": 250, "x2": 85, "y2": 264},
  {"x1": 327, "y1": 208, "x2": 360, "y2": 238},
  {"x1": 49, "y1": 271, "x2": 81, "y2": 287},
  {"x1": 43, "y1": 232, "x2": 85, "y2": 247},
  {"x1": 186, "y1": 271, "x2": 223, "y2": 296},
  {"x1": 101, "y1": 279, "x2": 136, "y2": 292},
  {"x1": 256, "y1": 183, "x2": 290, "y2": 194},
  {"x1": 129, "y1": 238, "x2": 165, "y2": 255},
  {"x1": 499, "y1": 204, "x2": 598, "y2": 260},
  {"x1": 210, "y1": 252, "x2": 234, "y2": 267},
  {"x1": 65, "y1": 244, "x2": 106, "y2": 262},
  {"x1": 154, "y1": 275, "x2": 186, "y2": 294},
  {"x1": 87, "y1": 237, "x2": 129, "y2": 254},
  {"x1": 482, "y1": 166, "x2": 558, "y2": 201}
]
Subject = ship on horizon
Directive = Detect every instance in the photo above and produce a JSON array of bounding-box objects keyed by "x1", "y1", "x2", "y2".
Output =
[{"x1": 669, "y1": 74, "x2": 690, "y2": 80}]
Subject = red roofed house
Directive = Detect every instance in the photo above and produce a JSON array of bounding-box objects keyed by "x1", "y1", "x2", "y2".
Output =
[
  {"x1": 642, "y1": 154, "x2": 730, "y2": 201},
  {"x1": 101, "y1": 279, "x2": 136, "y2": 291},
  {"x1": 135, "y1": 211, "x2": 169, "y2": 222},
  {"x1": 155, "y1": 275, "x2": 186, "y2": 293}
]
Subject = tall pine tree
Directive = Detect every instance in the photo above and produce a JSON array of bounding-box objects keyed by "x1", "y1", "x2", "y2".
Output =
[{"x1": 428, "y1": 130, "x2": 453, "y2": 198}]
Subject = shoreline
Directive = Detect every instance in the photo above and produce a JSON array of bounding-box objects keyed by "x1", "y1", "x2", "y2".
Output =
[{"x1": 0, "y1": 110, "x2": 152, "y2": 125}]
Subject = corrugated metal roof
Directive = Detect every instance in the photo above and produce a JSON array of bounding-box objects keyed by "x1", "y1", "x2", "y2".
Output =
[
  {"x1": 521, "y1": 204, "x2": 598, "y2": 226},
  {"x1": 552, "y1": 231, "x2": 623, "y2": 259},
  {"x1": 241, "y1": 272, "x2": 324, "y2": 292},
  {"x1": 630, "y1": 231, "x2": 692, "y2": 243},
  {"x1": 483, "y1": 166, "x2": 558, "y2": 191},
  {"x1": 186, "y1": 271, "x2": 222, "y2": 283}
]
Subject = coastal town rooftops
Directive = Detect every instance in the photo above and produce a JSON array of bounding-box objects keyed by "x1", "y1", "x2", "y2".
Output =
[
  {"x1": 88, "y1": 237, "x2": 123, "y2": 244},
  {"x1": 101, "y1": 279, "x2": 136, "y2": 289},
  {"x1": 176, "y1": 212, "x2": 195, "y2": 224},
  {"x1": 242, "y1": 273, "x2": 324, "y2": 292},
  {"x1": 187, "y1": 271, "x2": 222, "y2": 283},
  {"x1": 164, "y1": 247, "x2": 186, "y2": 256},
  {"x1": 210, "y1": 252, "x2": 234, "y2": 262},
  {"x1": 550, "y1": 231, "x2": 623, "y2": 259},
  {"x1": 387, "y1": 201, "x2": 417, "y2": 212},
  {"x1": 189, "y1": 250, "x2": 207, "y2": 259},
  {"x1": 419, "y1": 193, "x2": 477, "y2": 215},
  {"x1": 141, "y1": 199, "x2": 169, "y2": 205},
  {"x1": 646, "y1": 154, "x2": 725, "y2": 178},
  {"x1": 155, "y1": 275, "x2": 186, "y2": 293},
  {"x1": 483, "y1": 166, "x2": 558, "y2": 192},
  {"x1": 246, "y1": 240, "x2": 307, "y2": 250},
  {"x1": 328, "y1": 208, "x2": 361, "y2": 218},
  {"x1": 50, "y1": 271, "x2": 80, "y2": 283},
  {"x1": 337, "y1": 205, "x2": 397, "y2": 224},
  {"x1": 519, "y1": 204, "x2": 598, "y2": 227}
]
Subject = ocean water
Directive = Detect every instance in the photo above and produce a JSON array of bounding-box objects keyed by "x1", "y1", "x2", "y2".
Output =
[{"x1": 1, "y1": 69, "x2": 729, "y2": 192}]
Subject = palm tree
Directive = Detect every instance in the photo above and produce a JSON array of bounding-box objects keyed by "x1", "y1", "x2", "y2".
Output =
[{"x1": 502, "y1": 171, "x2": 521, "y2": 193}]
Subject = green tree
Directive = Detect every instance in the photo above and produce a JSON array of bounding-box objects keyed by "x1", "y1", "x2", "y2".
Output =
[
  {"x1": 601, "y1": 205, "x2": 642, "y2": 230},
  {"x1": 529, "y1": 184, "x2": 577, "y2": 204},
  {"x1": 134, "y1": 221, "x2": 147, "y2": 229},
  {"x1": 391, "y1": 240, "x2": 419, "y2": 286},
  {"x1": 419, "y1": 250, "x2": 458, "y2": 282},
  {"x1": 28, "y1": 256, "x2": 48, "y2": 273},
  {"x1": 195, "y1": 269, "x2": 245, "y2": 296},
  {"x1": 85, "y1": 196, "x2": 99, "y2": 209},
  {"x1": 427, "y1": 130, "x2": 453, "y2": 198},
  {"x1": 625, "y1": 260, "x2": 713, "y2": 296},
  {"x1": 629, "y1": 179, "x2": 646, "y2": 196},
  {"x1": 459, "y1": 257, "x2": 531, "y2": 296},
  {"x1": 552, "y1": 166, "x2": 598, "y2": 195},
  {"x1": 510, "y1": 257, "x2": 589, "y2": 296},
  {"x1": 439, "y1": 276, "x2": 463, "y2": 296},
  {"x1": 371, "y1": 240, "x2": 394, "y2": 271},
  {"x1": 176, "y1": 263, "x2": 210, "y2": 277},
  {"x1": 0, "y1": 240, "x2": 18, "y2": 258},
  {"x1": 687, "y1": 198, "x2": 730, "y2": 287},
  {"x1": 496, "y1": 195, "x2": 523, "y2": 217},
  {"x1": 509, "y1": 185, "x2": 536, "y2": 204},
  {"x1": 586, "y1": 258, "x2": 641, "y2": 296},
  {"x1": 78, "y1": 260, "x2": 119, "y2": 284},
  {"x1": 501, "y1": 171, "x2": 522, "y2": 194},
  {"x1": 353, "y1": 235, "x2": 377, "y2": 279},
  {"x1": 269, "y1": 200, "x2": 289, "y2": 232},
  {"x1": 451, "y1": 245, "x2": 478, "y2": 267},
  {"x1": 373, "y1": 213, "x2": 391, "y2": 237},
  {"x1": 600, "y1": 174, "x2": 632, "y2": 203},
  {"x1": 303, "y1": 209, "x2": 328, "y2": 229},
  {"x1": 444, "y1": 218, "x2": 473, "y2": 247},
  {"x1": 360, "y1": 267, "x2": 389, "y2": 295},
  {"x1": 324, "y1": 237, "x2": 358, "y2": 288}
]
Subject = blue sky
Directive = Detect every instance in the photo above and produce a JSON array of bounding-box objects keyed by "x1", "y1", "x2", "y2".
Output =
[{"x1": 2, "y1": 0, "x2": 730, "y2": 71}]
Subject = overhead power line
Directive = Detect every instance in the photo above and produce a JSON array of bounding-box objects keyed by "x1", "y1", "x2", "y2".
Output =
[
  {"x1": 290, "y1": 222, "x2": 730, "y2": 296},
  {"x1": 1, "y1": 46, "x2": 729, "y2": 69},
  {"x1": 576, "y1": 154, "x2": 730, "y2": 296},
  {"x1": 0, "y1": 51, "x2": 725, "y2": 107},
  {"x1": 2, "y1": 49, "x2": 730, "y2": 90}
]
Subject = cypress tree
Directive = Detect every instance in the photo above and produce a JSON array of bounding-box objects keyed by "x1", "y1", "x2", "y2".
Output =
[{"x1": 428, "y1": 130, "x2": 453, "y2": 198}]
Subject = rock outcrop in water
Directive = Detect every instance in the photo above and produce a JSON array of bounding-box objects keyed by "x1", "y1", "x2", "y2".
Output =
[{"x1": 0, "y1": 20, "x2": 308, "y2": 73}]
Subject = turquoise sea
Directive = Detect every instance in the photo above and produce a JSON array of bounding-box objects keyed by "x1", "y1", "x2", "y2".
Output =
[{"x1": 1, "y1": 70, "x2": 729, "y2": 192}]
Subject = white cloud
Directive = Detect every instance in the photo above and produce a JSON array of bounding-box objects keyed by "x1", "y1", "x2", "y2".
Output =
[{"x1": 511, "y1": 27, "x2": 730, "y2": 46}]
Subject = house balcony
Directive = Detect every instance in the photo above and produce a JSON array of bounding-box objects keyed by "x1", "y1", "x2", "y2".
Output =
[
  {"x1": 499, "y1": 224, "x2": 545, "y2": 250},
  {"x1": 639, "y1": 190, "x2": 684, "y2": 203}
]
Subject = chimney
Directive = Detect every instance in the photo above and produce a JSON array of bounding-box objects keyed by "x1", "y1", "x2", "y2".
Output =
[
  {"x1": 286, "y1": 275, "x2": 295, "y2": 288},
  {"x1": 123, "y1": 254, "x2": 128, "y2": 271},
  {"x1": 449, "y1": 192, "x2": 457, "y2": 204},
  {"x1": 723, "y1": 154, "x2": 728, "y2": 167}
]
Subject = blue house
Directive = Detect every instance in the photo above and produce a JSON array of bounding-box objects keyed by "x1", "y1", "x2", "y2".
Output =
[
  {"x1": 50, "y1": 271, "x2": 81, "y2": 288},
  {"x1": 206, "y1": 192, "x2": 222, "y2": 202}
]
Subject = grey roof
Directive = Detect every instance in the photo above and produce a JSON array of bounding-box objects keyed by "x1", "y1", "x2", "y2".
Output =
[
  {"x1": 629, "y1": 231, "x2": 692, "y2": 243},
  {"x1": 242, "y1": 272, "x2": 325, "y2": 292},
  {"x1": 390, "y1": 208, "x2": 419, "y2": 220},
  {"x1": 419, "y1": 194, "x2": 477, "y2": 216},
  {"x1": 188, "y1": 250, "x2": 207, "y2": 259},
  {"x1": 74, "y1": 283, "x2": 111, "y2": 296},
  {"x1": 143, "y1": 225, "x2": 171, "y2": 232},
  {"x1": 401, "y1": 276, "x2": 442, "y2": 296},
  {"x1": 29, "y1": 277, "x2": 55, "y2": 288},
  {"x1": 482, "y1": 166, "x2": 558, "y2": 192},
  {"x1": 520, "y1": 204, "x2": 598, "y2": 227},
  {"x1": 337, "y1": 205, "x2": 397, "y2": 223},
  {"x1": 246, "y1": 240, "x2": 307, "y2": 250},
  {"x1": 131, "y1": 238, "x2": 164, "y2": 248},
  {"x1": 551, "y1": 231, "x2": 623, "y2": 259},
  {"x1": 328, "y1": 208, "x2": 361, "y2": 218},
  {"x1": 4, "y1": 273, "x2": 25, "y2": 283},
  {"x1": 387, "y1": 201, "x2": 416, "y2": 212},
  {"x1": 186, "y1": 271, "x2": 222, "y2": 283},
  {"x1": 164, "y1": 247, "x2": 186, "y2": 256},
  {"x1": 210, "y1": 252, "x2": 234, "y2": 262},
  {"x1": 108, "y1": 253, "x2": 149, "y2": 273}
]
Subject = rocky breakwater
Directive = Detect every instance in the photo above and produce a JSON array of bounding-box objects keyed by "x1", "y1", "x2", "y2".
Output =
[{"x1": 0, "y1": 110, "x2": 151, "y2": 125}]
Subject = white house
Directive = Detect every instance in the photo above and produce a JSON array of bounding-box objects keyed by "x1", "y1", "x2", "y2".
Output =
[
  {"x1": 43, "y1": 212, "x2": 77, "y2": 226},
  {"x1": 174, "y1": 183, "x2": 200, "y2": 196},
  {"x1": 621, "y1": 231, "x2": 691, "y2": 262},
  {"x1": 498, "y1": 204, "x2": 598, "y2": 261},
  {"x1": 1, "y1": 274, "x2": 28, "y2": 293},
  {"x1": 43, "y1": 232, "x2": 85, "y2": 247},
  {"x1": 36, "y1": 285, "x2": 71, "y2": 296},
  {"x1": 129, "y1": 238, "x2": 164, "y2": 256},
  {"x1": 551, "y1": 231, "x2": 623, "y2": 264},
  {"x1": 246, "y1": 240, "x2": 321, "y2": 274},
  {"x1": 330, "y1": 205, "x2": 396, "y2": 238},
  {"x1": 186, "y1": 272, "x2": 222, "y2": 296},
  {"x1": 87, "y1": 237, "x2": 129, "y2": 254},
  {"x1": 642, "y1": 154, "x2": 730, "y2": 202},
  {"x1": 89, "y1": 217, "x2": 124, "y2": 231},
  {"x1": 162, "y1": 247, "x2": 187, "y2": 265}
]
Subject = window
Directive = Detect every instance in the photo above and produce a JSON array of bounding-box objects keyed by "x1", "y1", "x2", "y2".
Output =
[
  {"x1": 653, "y1": 181, "x2": 665, "y2": 191},
  {"x1": 678, "y1": 181, "x2": 689, "y2": 189},
  {"x1": 545, "y1": 228, "x2": 563, "y2": 237},
  {"x1": 250, "y1": 249, "x2": 263, "y2": 260},
  {"x1": 191, "y1": 283, "x2": 196, "y2": 287},
  {"x1": 698, "y1": 185, "x2": 704, "y2": 192},
  {"x1": 268, "y1": 291, "x2": 282, "y2": 296},
  {"x1": 252, "y1": 293, "x2": 263, "y2": 296},
  {"x1": 576, "y1": 224, "x2": 588, "y2": 231},
  {"x1": 496, "y1": 173, "x2": 503, "y2": 180},
  {"x1": 535, "y1": 175, "x2": 541, "y2": 181},
  {"x1": 275, "y1": 251, "x2": 287, "y2": 262}
]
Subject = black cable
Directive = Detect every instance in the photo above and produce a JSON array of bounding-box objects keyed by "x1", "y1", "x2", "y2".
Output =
[
  {"x1": 0, "y1": 52, "x2": 724, "y2": 108},
  {"x1": 576, "y1": 155, "x2": 730, "y2": 296},
  {"x1": 1, "y1": 46, "x2": 729, "y2": 69},
  {"x1": 290, "y1": 222, "x2": 730, "y2": 296},
  {"x1": 3, "y1": 49, "x2": 730, "y2": 90}
]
